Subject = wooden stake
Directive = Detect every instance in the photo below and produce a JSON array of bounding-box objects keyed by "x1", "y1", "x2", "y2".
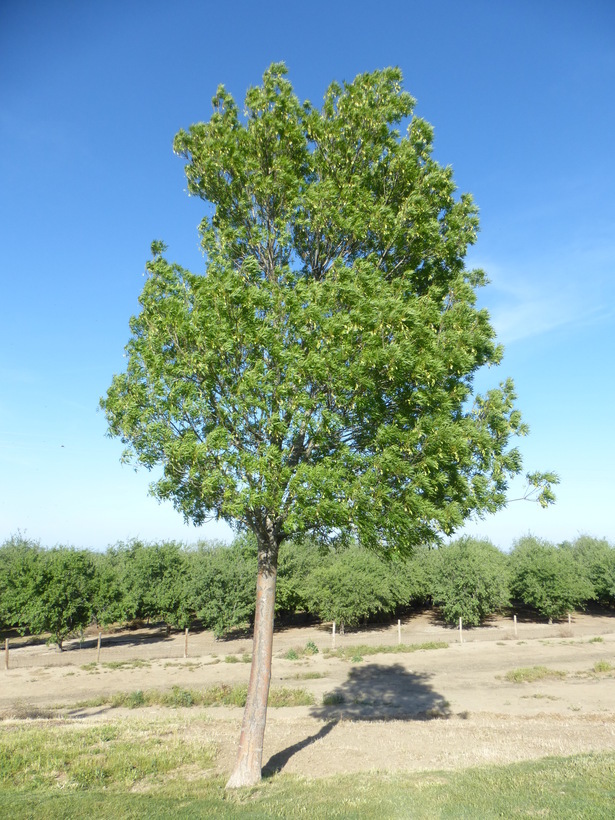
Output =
[
  {"x1": 184, "y1": 627, "x2": 189, "y2": 658},
  {"x1": 459, "y1": 617, "x2": 463, "y2": 644},
  {"x1": 514, "y1": 614, "x2": 518, "y2": 637},
  {"x1": 397, "y1": 619, "x2": 401, "y2": 645},
  {"x1": 332, "y1": 622, "x2": 336, "y2": 649},
  {"x1": 96, "y1": 632, "x2": 102, "y2": 664},
  {"x1": 4, "y1": 638, "x2": 8, "y2": 671},
  {"x1": 568, "y1": 613, "x2": 571, "y2": 627}
]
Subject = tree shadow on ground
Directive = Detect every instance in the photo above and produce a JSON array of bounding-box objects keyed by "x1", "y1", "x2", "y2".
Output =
[
  {"x1": 310, "y1": 663, "x2": 453, "y2": 722},
  {"x1": 84, "y1": 628, "x2": 176, "y2": 651},
  {"x1": 262, "y1": 663, "x2": 454, "y2": 776},
  {"x1": 262, "y1": 720, "x2": 339, "y2": 777}
]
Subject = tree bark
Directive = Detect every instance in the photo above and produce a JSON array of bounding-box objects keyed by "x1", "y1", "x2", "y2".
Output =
[{"x1": 225, "y1": 539, "x2": 278, "y2": 788}]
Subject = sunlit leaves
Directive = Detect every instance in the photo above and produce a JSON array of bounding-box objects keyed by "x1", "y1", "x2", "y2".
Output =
[{"x1": 102, "y1": 63, "x2": 556, "y2": 555}]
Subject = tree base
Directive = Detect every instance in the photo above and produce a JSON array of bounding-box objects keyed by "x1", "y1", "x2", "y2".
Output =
[{"x1": 225, "y1": 760, "x2": 262, "y2": 789}]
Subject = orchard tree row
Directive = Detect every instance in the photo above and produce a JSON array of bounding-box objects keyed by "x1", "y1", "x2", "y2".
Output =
[{"x1": 1, "y1": 533, "x2": 613, "y2": 648}]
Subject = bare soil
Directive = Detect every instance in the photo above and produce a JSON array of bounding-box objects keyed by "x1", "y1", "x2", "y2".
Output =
[{"x1": 2, "y1": 611, "x2": 615, "y2": 778}]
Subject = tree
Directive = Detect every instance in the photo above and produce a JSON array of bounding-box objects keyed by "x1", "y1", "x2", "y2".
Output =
[
  {"x1": 26, "y1": 547, "x2": 96, "y2": 649},
  {"x1": 304, "y1": 545, "x2": 400, "y2": 630},
  {"x1": 389, "y1": 544, "x2": 432, "y2": 609},
  {"x1": 560, "y1": 535, "x2": 615, "y2": 607},
  {"x1": 275, "y1": 537, "x2": 325, "y2": 618},
  {"x1": 186, "y1": 537, "x2": 257, "y2": 637},
  {"x1": 121, "y1": 540, "x2": 191, "y2": 629},
  {"x1": 101, "y1": 64, "x2": 556, "y2": 787},
  {"x1": 0, "y1": 534, "x2": 42, "y2": 632},
  {"x1": 509, "y1": 536, "x2": 592, "y2": 621},
  {"x1": 429, "y1": 537, "x2": 510, "y2": 626},
  {"x1": 91, "y1": 546, "x2": 132, "y2": 627}
]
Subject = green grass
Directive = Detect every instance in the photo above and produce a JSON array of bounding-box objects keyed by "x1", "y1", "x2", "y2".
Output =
[
  {"x1": 224, "y1": 653, "x2": 251, "y2": 664},
  {"x1": 77, "y1": 684, "x2": 314, "y2": 710},
  {"x1": 0, "y1": 720, "x2": 215, "y2": 792},
  {"x1": 291, "y1": 671, "x2": 324, "y2": 681},
  {"x1": 322, "y1": 693, "x2": 345, "y2": 706},
  {"x1": 282, "y1": 641, "x2": 321, "y2": 661},
  {"x1": 0, "y1": 720, "x2": 613, "y2": 820},
  {"x1": 267, "y1": 688, "x2": 314, "y2": 707},
  {"x1": 593, "y1": 660, "x2": 614, "y2": 674},
  {"x1": 81, "y1": 659, "x2": 151, "y2": 673},
  {"x1": 163, "y1": 661, "x2": 202, "y2": 670},
  {"x1": 503, "y1": 666, "x2": 568, "y2": 683},
  {"x1": 324, "y1": 641, "x2": 448, "y2": 661}
]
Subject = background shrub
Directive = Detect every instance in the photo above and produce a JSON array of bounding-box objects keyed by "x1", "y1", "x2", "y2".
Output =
[
  {"x1": 186, "y1": 535, "x2": 257, "y2": 637},
  {"x1": 429, "y1": 537, "x2": 510, "y2": 626},
  {"x1": 509, "y1": 536, "x2": 594, "y2": 621},
  {"x1": 560, "y1": 535, "x2": 615, "y2": 608}
]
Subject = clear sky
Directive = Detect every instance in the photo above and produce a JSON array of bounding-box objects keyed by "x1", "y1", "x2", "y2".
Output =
[{"x1": 1, "y1": 0, "x2": 613, "y2": 551}]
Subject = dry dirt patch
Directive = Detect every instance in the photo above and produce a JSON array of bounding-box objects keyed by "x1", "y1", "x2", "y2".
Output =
[{"x1": 2, "y1": 611, "x2": 614, "y2": 778}]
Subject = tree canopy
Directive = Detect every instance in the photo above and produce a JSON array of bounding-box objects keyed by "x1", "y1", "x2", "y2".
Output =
[
  {"x1": 429, "y1": 537, "x2": 510, "y2": 626},
  {"x1": 101, "y1": 63, "x2": 556, "y2": 787},
  {"x1": 102, "y1": 64, "x2": 552, "y2": 552},
  {"x1": 510, "y1": 536, "x2": 592, "y2": 622}
]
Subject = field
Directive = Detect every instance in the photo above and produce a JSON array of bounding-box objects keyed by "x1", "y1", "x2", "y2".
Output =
[{"x1": 2, "y1": 610, "x2": 615, "y2": 816}]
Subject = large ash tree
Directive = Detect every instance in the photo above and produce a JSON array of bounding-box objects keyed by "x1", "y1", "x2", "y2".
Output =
[{"x1": 102, "y1": 64, "x2": 556, "y2": 787}]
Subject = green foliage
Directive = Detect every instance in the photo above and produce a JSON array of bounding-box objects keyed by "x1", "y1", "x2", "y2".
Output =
[
  {"x1": 560, "y1": 535, "x2": 615, "y2": 607},
  {"x1": 509, "y1": 536, "x2": 594, "y2": 621},
  {"x1": 24, "y1": 547, "x2": 97, "y2": 649},
  {"x1": 0, "y1": 534, "x2": 43, "y2": 632},
  {"x1": 123, "y1": 540, "x2": 191, "y2": 628},
  {"x1": 90, "y1": 547, "x2": 132, "y2": 627},
  {"x1": 429, "y1": 537, "x2": 510, "y2": 626},
  {"x1": 275, "y1": 538, "x2": 324, "y2": 616},
  {"x1": 303, "y1": 546, "x2": 400, "y2": 628},
  {"x1": 90, "y1": 540, "x2": 193, "y2": 629},
  {"x1": 101, "y1": 62, "x2": 555, "y2": 560},
  {"x1": 100, "y1": 69, "x2": 557, "y2": 781},
  {"x1": 186, "y1": 536, "x2": 256, "y2": 637},
  {"x1": 387, "y1": 545, "x2": 432, "y2": 608}
]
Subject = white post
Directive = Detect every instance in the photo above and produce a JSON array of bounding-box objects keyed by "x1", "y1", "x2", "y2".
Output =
[
  {"x1": 514, "y1": 614, "x2": 518, "y2": 637},
  {"x1": 459, "y1": 617, "x2": 463, "y2": 644},
  {"x1": 4, "y1": 638, "x2": 8, "y2": 671},
  {"x1": 397, "y1": 619, "x2": 401, "y2": 645},
  {"x1": 332, "y1": 621, "x2": 336, "y2": 649},
  {"x1": 184, "y1": 627, "x2": 189, "y2": 658},
  {"x1": 568, "y1": 613, "x2": 571, "y2": 627}
]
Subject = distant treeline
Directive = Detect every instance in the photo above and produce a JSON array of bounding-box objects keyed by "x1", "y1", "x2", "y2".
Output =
[{"x1": 1, "y1": 534, "x2": 613, "y2": 648}]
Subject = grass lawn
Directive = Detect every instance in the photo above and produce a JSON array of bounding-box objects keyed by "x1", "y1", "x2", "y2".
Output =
[{"x1": 1, "y1": 718, "x2": 614, "y2": 818}]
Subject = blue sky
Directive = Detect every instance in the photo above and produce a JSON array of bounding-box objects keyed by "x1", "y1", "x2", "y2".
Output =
[{"x1": 1, "y1": 0, "x2": 613, "y2": 551}]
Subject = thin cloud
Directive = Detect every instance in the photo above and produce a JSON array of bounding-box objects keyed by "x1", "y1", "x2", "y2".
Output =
[
  {"x1": 472, "y1": 255, "x2": 613, "y2": 345},
  {"x1": 489, "y1": 293, "x2": 612, "y2": 345}
]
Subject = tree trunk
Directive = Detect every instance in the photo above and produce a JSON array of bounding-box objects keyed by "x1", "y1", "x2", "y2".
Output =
[{"x1": 226, "y1": 539, "x2": 278, "y2": 788}]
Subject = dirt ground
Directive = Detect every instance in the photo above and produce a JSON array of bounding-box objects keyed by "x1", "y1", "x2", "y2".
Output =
[{"x1": 2, "y1": 611, "x2": 614, "y2": 778}]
